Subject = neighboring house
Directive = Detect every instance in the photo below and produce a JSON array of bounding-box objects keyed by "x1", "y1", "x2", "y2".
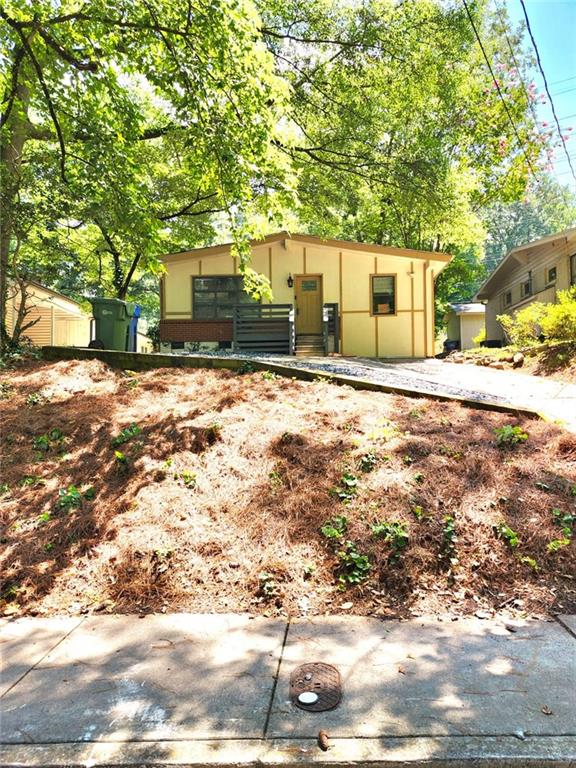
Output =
[
  {"x1": 444, "y1": 303, "x2": 485, "y2": 351},
  {"x1": 476, "y1": 227, "x2": 576, "y2": 344},
  {"x1": 5, "y1": 280, "x2": 91, "y2": 347},
  {"x1": 159, "y1": 231, "x2": 451, "y2": 358}
]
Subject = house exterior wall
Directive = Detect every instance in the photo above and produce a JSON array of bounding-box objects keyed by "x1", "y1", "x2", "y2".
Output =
[
  {"x1": 160, "y1": 237, "x2": 449, "y2": 358},
  {"x1": 482, "y1": 233, "x2": 575, "y2": 342},
  {"x1": 6, "y1": 283, "x2": 91, "y2": 347}
]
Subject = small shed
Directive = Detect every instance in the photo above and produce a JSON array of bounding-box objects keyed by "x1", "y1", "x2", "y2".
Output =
[
  {"x1": 444, "y1": 302, "x2": 485, "y2": 351},
  {"x1": 5, "y1": 280, "x2": 91, "y2": 348}
]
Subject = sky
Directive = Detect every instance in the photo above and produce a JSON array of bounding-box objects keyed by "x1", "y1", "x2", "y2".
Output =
[{"x1": 504, "y1": 0, "x2": 576, "y2": 193}]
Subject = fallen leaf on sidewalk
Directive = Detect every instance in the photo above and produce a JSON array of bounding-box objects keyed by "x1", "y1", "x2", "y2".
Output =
[
  {"x1": 318, "y1": 730, "x2": 330, "y2": 751},
  {"x1": 398, "y1": 666, "x2": 406, "y2": 674},
  {"x1": 541, "y1": 705, "x2": 553, "y2": 716}
]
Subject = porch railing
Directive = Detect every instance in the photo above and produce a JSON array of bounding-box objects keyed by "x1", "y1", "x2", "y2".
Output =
[{"x1": 232, "y1": 304, "x2": 293, "y2": 354}]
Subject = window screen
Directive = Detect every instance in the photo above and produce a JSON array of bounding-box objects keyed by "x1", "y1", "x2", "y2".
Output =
[
  {"x1": 192, "y1": 276, "x2": 256, "y2": 319},
  {"x1": 371, "y1": 275, "x2": 396, "y2": 315}
]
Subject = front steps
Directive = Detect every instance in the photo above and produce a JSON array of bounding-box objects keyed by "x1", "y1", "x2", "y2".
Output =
[{"x1": 295, "y1": 334, "x2": 325, "y2": 356}]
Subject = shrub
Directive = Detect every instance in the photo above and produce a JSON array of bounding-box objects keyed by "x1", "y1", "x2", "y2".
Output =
[
  {"x1": 498, "y1": 302, "x2": 546, "y2": 346},
  {"x1": 498, "y1": 287, "x2": 576, "y2": 346},
  {"x1": 539, "y1": 287, "x2": 576, "y2": 342},
  {"x1": 472, "y1": 327, "x2": 486, "y2": 346}
]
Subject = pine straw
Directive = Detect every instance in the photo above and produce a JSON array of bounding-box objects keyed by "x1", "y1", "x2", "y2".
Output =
[{"x1": 1, "y1": 358, "x2": 575, "y2": 620}]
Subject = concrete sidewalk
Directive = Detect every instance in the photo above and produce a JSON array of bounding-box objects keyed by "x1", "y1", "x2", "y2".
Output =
[{"x1": 1, "y1": 614, "x2": 575, "y2": 766}]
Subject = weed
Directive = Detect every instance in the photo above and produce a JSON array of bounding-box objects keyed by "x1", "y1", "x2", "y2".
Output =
[
  {"x1": 0, "y1": 483, "x2": 10, "y2": 496},
  {"x1": 57, "y1": 485, "x2": 83, "y2": 510},
  {"x1": 413, "y1": 472, "x2": 424, "y2": 484},
  {"x1": 570, "y1": 484, "x2": 576, "y2": 497},
  {"x1": 179, "y1": 470, "x2": 197, "y2": 489},
  {"x1": 412, "y1": 505, "x2": 425, "y2": 520},
  {"x1": 269, "y1": 469, "x2": 283, "y2": 489},
  {"x1": 303, "y1": 563, "x2": 316, "y2": 579},
  {"x1": 37, "y1": 512, "x2": 51, "y2": 524},
  {"x1": 440, "y1": 515, "x2": 458, "y2": 564},
  {"x1": 237, "y1": 361, "x2": 255, "y2": 375},
  {"x1": 163, "y1": 457, "x2": 174, "y2": 468},
  {"x1": 552, "y1": 508, "x2": 575, "y2": 538},
  {"x1": 2, "y1": 583, "x2": 21, "y2": 602},
  {"x1": 494, "y1": 425, "x2": 528, "y2": 448},
  {"x1": 258, "y1": 571, "x2": 280, "y2": 599},
  {"x1": 114, "y1": 450, "x2": 128, "y2": 467},
  {"x1": 33, "y1": 428, "x2": 65, "y2": 455},
  {"x1": 547, "y1": 538, "x2": 571, "y2": 553},
  {"x1": 44, "y1": 542, "x2": 54, "y2": 552},
  {"x1": 336, "y1": 540, "x2": 371, "y2": 589},
  {"x1": 321, "y1": 515, "x2": 348, "y2": 540},
  {"x1": 493, "y1": 522, "x2": 520, "y2": 549},
  {"x1": 207, "y1": 422, "x2": 222, "y2": 443},
  {"x1": 26, "y1": 392, "x2": 45, "y2": 407},
  {"x1": 261, "y1": 370, "x2": 278, "y2": 381},
  {"x1": 409, "y1": 408, "x2": 423, "y2": 419},
  {"x1": 330, "y1": 472, "x2": 359, "y2": 503},
  {"x1": 535, "y1": 482, "x2": 550, "y2": 491},
  {"x1": 359, "y1": 452, "x2": 377, "y2": 472},
  {"x1": 83, "y1": 486, "x2": 96, "y2": 500},
  {"x1": 402, "y1": 455, "x2": 414, "y2": 466},
  {"x1": 372, "y1": 521, "x2": 409, "y2": 561},
  {"x1": 111, "y1": 423, "x2": 142, "y2": 447},
  {"x1": 519, "y1": 556, "x2": 539, "y2": 572},
  {"x1": 20, "y1": 475, "x2": 46, "y2": 488},
  {"x1": 0, "y1": 382, "x2": 13, "y2": 399}
]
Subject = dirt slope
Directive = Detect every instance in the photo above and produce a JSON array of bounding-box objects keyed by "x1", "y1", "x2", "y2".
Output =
[{"x1": 1, "y1": 359, "x2": 575, "y2": 619}]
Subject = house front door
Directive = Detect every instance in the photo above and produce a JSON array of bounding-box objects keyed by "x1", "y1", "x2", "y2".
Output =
[{"x1": 294, "y1": 275, "x2": 323, "y2": 334}]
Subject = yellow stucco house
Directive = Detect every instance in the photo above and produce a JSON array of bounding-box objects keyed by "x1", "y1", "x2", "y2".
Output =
[
  {"x1": 5, "y1": 280, "x2": 91, "y2": 347},
  {"x1": 159, "y1": 232, "x2": 451, "y2": 358},
  {"x1": 476, "y1": 227, "x2": 576, "y2": 344}
]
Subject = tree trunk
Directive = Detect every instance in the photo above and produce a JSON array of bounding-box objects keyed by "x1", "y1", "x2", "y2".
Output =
[{"x1": 0, "y1": 80, "x2": 30, "y2": 351}]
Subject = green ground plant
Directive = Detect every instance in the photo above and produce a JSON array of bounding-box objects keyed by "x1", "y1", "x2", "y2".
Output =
[
  {"x1": 493, "y1": 521, "x2": 520, "y2": 549},
  {"x1": 111, "y1": 423, "x2": 142, "y2": 447},
  {"x1": 494, "y1": 425, "x2": 528, "y2": 448}
]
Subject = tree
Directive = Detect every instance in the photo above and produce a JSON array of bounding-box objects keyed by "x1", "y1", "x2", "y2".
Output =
[{"x1": 0, "y1": 0, "x2": 288, "y2": 348}]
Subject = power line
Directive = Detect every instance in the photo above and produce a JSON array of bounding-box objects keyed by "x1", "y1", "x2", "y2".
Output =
[
  {"x1": 519, "y1": 0, "x2": 576, "y2": 185},
  {"x1": 552, "y1": 86, "x2": 576, "y2": 97},
  {"x1": 550, "y1": 75, "x2": 576, "y2": 87},
  {"x1": 461, "y1": 0, "x2": 540, "y2": 182}
]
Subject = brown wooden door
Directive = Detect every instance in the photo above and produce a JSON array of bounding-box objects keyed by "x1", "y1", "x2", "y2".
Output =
[{"x1": 295, "y1": 275, "x2": 323, "y2": 333}]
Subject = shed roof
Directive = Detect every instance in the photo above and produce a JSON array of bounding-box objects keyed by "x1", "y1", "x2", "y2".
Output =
[
  {"x1": 162, "y1": 231, "x2": 452, "y2": 264},
  {"x1": 449, "y1": 302, "x2": 485, "y2": 315}
]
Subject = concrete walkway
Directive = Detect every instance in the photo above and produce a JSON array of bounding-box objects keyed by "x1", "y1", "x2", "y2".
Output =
[
  {"x1": 256, "y1": 356, "x2": 576, "y2": 432},
  {"x1": 1, "y1": 614, "x2": 575, "y2": 766}
]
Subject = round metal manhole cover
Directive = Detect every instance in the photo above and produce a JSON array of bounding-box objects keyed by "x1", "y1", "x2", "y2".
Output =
[{"x1": 289, "y1": 662, "x2": 342, "y2": 712}]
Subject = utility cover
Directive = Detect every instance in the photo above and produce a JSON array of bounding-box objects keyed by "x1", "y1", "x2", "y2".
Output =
[{"x1": 289, "y1": 662, "x2": 342, "y2": 712}]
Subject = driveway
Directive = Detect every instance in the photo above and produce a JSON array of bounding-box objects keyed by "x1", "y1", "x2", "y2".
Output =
[{"x1": 258, "y1": 355, "x2": 576, "y2": 432}]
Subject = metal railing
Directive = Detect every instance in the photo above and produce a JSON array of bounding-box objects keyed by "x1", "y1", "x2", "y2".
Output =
[{"x1": 232, "y1": 304, "x2": 293, "y2": 354}]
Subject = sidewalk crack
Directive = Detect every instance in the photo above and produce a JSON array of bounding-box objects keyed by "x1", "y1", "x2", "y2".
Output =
[{"x1": 262, "y1": 619, "x2": 290, "y2": 739}]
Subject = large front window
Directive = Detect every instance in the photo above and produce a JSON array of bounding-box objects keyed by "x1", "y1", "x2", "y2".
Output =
[
  {"x1": 192, "y1": 276, "x2": 255, "y2": 319},
  {"x1": 571, "y1": 254, "x2": 576, "y2": 286}
]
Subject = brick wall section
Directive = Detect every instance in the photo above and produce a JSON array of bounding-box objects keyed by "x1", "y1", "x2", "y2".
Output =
[{"x1": 159, "y1": 319, "x2": 233, "y2": 342}]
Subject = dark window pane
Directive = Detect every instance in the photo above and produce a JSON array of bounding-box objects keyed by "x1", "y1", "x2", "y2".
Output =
[{"x1": 371, "y1": 276, "x2": 395, "y2": 315}]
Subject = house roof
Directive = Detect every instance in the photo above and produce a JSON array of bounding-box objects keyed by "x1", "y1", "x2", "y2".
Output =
[
  {"x1": 20, "y1": 279, "x2": 85, "y2": 308},
  {"x1": 476, "y1": 226, "x2": 576, "y2": 300},
  {"x1": 449, "y1": 302, "x2": 485, "y2": 315},
  {"x1": 162, "y1": 231, "x2": 452, "y2": 264}
]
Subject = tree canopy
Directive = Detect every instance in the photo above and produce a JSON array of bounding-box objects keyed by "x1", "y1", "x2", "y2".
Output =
[{"x1": 2, "y1": 0, "x2": 575, "y2": 347}]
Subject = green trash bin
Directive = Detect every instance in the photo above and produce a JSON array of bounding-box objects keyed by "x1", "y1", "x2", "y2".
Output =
[{"x1": 89, "y1": 298, "x2": 135, "y2": 351}]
